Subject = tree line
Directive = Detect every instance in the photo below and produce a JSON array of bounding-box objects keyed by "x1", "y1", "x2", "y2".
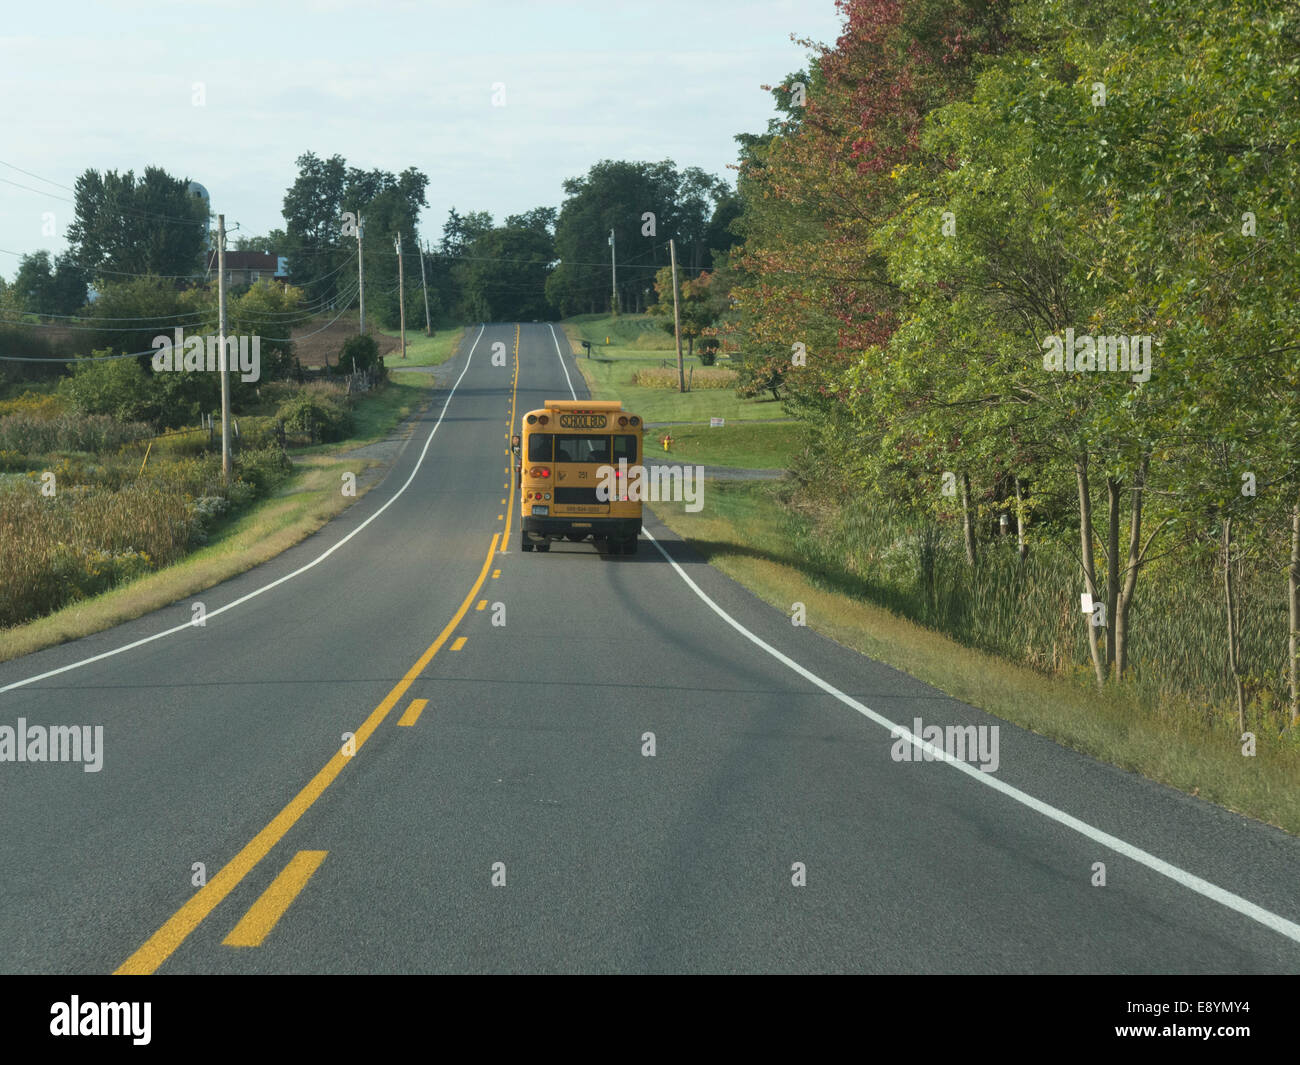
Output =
[{"x1": 722, "y1": 0, "x2": 1300, "y2": 727}]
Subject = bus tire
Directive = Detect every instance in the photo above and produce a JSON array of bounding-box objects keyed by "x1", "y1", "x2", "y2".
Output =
[
  {"x1": 521, "y1": 539, "x2": 534, "y2": 552},
  {"x1": 535, "y1": 542, "x2": 550, "y2": 552},
  {"x1": 621, "y1": 535, "x2": 639, "y2": 555}
]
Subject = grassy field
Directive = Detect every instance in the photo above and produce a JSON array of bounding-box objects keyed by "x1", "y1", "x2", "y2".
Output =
[
  {"x1": 651, "y1": 479, "x2": 1300, "y2": 836},
  {"x1": 560, "y1": 314, "x2": 784, "y2": 424},
  {"x1": 0, "y1": 371, "x2": 437, "y2": 662},
  {"x1": 655, "y1": 421, "x2": 804, "y2": 469},
  {"x1": 376, "y1": 325, "x2": 465, "y2": 367}
]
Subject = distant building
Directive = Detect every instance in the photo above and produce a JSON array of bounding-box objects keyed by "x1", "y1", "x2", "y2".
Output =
[{"x1": 204, "y1": 250, "x2": 290, "y2": 288}]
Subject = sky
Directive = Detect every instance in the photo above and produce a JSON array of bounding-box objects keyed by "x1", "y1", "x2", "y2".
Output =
[{"x1": 0, "y1": 0, "x2": 845, "y2": 275}]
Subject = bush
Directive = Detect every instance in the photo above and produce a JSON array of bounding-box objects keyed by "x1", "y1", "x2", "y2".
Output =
[
  {"x1": 0, "y1": 326, "x2": 59, "y2": 384},
  {"x1": 337, "y1": 334, "x2": 379, "y2": 374},
  {"x1": 235, "y1": 446, "x2": 292, "y2": 494},
  {"x1": 276, "y1": 391, "x2": 352, "y2": 443},
  {"x1": 59, "y1": 355, "x2": 162, "y2": 425},
  {"x1": 698, "y1": 339, "x2": 721, "y2": 367}
]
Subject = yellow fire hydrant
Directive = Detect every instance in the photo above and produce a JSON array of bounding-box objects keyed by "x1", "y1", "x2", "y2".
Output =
[{"x1": 660, "y1": 432, "x2": 673, "y2": 452}]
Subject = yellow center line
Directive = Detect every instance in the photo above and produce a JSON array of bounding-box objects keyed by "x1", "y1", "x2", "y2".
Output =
[
  {"x1": 475, "y1": 600, "x2": 487, "y2": 611},
  {"x1": 451, "y1": 637, "x2": 467, "y2": 651},
  {"x1": 491, "y1": 570, "x2": 500, "y2": 579},
  {"x1": 396, "y1": 698, "x2": 429, "y2": 727},
  {"x1": 114, "y1": 533, "x2": 501, "y2": 975},
  {"x1": 223, "y1": 850, "x2": 328, "y2": 948}
]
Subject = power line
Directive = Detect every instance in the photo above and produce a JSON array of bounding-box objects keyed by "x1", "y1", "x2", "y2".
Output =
[{"x1": 0, "y1": 161, "x2": 209, "y2": 227}]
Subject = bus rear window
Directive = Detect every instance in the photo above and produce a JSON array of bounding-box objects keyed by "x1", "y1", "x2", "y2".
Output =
[
  {"x1": 528, "y1": 433, "x2": 553, "y2": 461},
  {"x1": 554, "y1": 435, "x2": 610, "y2": 463}
]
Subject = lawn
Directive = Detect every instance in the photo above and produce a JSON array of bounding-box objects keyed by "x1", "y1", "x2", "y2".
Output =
[
  {"x1": 561, "y1": 314, "x2": 785, "y2": 424},
  {"x1": 376, "y1": 324, "x2": 465, "y2": 367},
  {"x1": 655, "y1": 421, "x2": 803, "y2": 469}
]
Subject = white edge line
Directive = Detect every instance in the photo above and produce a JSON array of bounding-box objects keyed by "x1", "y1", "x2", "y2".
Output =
[
  {"x1": 640, "y1": 526, "x2": 1300, "y2": 946},
  {"x1": 548, "y1": 323, "x2": 578, "y2": 401},
  {"x1": 0, "y1": 324, "x2": 488, "y2": 696}
]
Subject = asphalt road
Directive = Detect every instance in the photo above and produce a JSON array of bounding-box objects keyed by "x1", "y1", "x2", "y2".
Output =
[{"x1": 2, "y1": 321, "x2": 1298, "y2": 974}]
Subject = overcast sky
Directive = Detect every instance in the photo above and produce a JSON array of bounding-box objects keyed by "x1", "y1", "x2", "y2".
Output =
[{"x1": 0, "y1": 0, "x2": 844, "y2": 274}]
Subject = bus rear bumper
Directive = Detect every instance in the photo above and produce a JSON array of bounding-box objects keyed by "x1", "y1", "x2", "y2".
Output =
[{"x1": 522, "y1": 516, "x2": 641, "y2": 540}]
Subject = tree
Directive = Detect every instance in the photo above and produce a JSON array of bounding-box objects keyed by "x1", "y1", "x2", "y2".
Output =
[
  {"x1": 234, "y1": 229, "x2": 288, "y2": 253},
  {"x1": 650, "y1": 266, "x2": 727, "y2": 359},
  {"x1": 456, "y1": 213, "x2": 556, "y2": 322},
  {"x1": 12, "y1": 251, "x2": 88, "y2": 317},
  {"x1": 66, "y1": 167, "x2": 208, "y2": 280},
  {"x1": 546, "y1": 159, "x2": 731, "y2": 317}
]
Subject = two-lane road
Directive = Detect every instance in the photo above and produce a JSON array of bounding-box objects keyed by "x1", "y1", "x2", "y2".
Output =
[{"x1": 2, "y1": 322, "x2": 1298, "y2": 973}]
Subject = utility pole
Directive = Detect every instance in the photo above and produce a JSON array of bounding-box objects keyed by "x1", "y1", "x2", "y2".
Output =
[
  {"x1": 217, "y1": 213, "x2": 232, "y2": 481},
  {"x1": 670, "y1": 237, "x2": 685, "y2": 393},
  {"x1": 395, "y1": 232, "x2": 406, "y2": 359},
  {"x1": 357, "y1": 212, "x2": 365, "y2": 335},
  {"x1": 608, "y1": 228, "x2": 617, "y2": 315},
  {"x1": 418, "y1": 239, "x2": 432, "y2": 336}
]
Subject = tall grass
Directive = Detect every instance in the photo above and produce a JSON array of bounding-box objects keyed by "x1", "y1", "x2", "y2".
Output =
[
  {"x1": 0, "y1": 480, "x2": 197, "y2": 627},
  {"x1": 793, "y1": 496, "x2": 1292, "y2": 734},
  {"x1": 0, "y1": 413, "x2": 152, "y2": 455},
  {"x1": 633, "y1": 366, "x2": 738, "y2": 389}
]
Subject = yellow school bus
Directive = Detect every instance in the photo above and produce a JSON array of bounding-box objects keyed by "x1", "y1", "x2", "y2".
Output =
[{"x1": 515, "y1": 400, "x2": 643, "y2": 554}]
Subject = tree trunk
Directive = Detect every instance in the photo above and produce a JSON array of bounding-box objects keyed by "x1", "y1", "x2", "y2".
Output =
[
  {"x1": 1224, "y1": 517, "x2": 1247, "y2": 733},
  {"x1": 1076, "y1": 457, "x2": 1107, "y2": 687},
  {"x1": 960, "y1": 472, "x2": 977, "y2": 567},
  {"x1": 1014, "y1": 477, "x2": 1028, "y2": 561},
  {"x1": 1114, "y1": 454, "x2": 1148, "y2": 678},
  {"x1": 1105, "y1": 476, "x2": 1120, "y2": 670},
  {"x1": 1289, "y1": 491, "x2": 1299, "y2": 727}
]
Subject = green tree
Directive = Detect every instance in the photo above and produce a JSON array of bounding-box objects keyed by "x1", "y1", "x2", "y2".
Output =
[{"x1": 66, "y1": 167, "x2": 208, "y2": 279}]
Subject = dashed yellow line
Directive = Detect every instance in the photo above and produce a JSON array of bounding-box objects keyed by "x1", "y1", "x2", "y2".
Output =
[
  {"x1": 397, "y1": 698, "x2": 429, "y2": 727},
  {"x1": 476, "y1": 600, "x2": 487, "y2": 611},
  {"x1": 491, "y1": 570, "x2": 500, "y2": 579},
  {"x1": 114, "y1": 534, "x2": 502, "y2": 975},
  {"x1": 451, "y1": 637, "x2": 467, "y2": 651},
  {"x1": 223, "y1": 850, "x2": 328, "y2": 948}
]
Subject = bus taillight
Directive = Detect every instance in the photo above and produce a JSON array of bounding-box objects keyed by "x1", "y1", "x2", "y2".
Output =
[{"x1": 529, "y1": 467, "x2": 550, "y2": 478}]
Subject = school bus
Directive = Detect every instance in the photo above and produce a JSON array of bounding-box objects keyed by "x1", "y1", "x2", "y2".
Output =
[{"x1": 514, "y1": 400, "x2": 643, "y2": 554}]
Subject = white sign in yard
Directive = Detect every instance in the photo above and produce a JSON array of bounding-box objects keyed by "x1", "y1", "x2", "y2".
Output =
[{"x1": 709, "y1": 417, "x2": 724, "y2": 428}]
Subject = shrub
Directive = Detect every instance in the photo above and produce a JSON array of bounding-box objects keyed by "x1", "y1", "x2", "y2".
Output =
[
  {"x1": 59, "y1": 355, "x2": 162, "y2": 425},
  {"x1": 235, "y1": 446, "x2": 292, "y2": 494},
  {"x1": 276, "y1": 391, "x2": 352, "y2": 443},
  {"x1": 337, "y1": 334, "x2": 379, "y2": 374}
]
